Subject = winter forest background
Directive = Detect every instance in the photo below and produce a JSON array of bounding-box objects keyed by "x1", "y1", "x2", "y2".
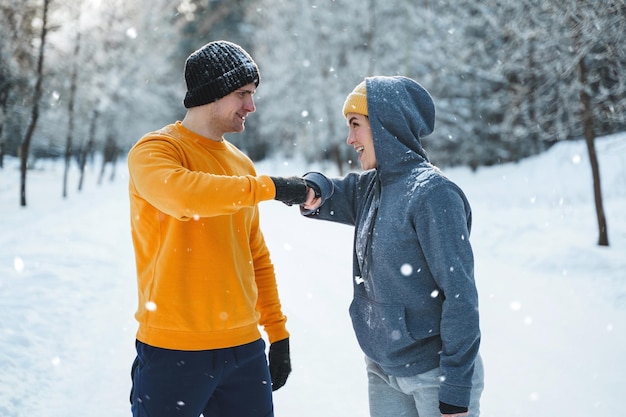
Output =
[{"x1": 2, "y1": 0, "x2": 625, "y2": 183}]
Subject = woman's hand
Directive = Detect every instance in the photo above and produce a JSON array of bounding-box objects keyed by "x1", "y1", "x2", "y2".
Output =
[{"x1": 302, "y1": 187, "x2": 322, "y2": 211}]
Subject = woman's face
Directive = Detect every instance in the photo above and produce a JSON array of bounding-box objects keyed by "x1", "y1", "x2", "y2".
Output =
[{"x1": 345, "y1": 113, "x2": 376, "y2": 170}]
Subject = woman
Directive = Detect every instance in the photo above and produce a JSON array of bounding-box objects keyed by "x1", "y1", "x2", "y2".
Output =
[{"x1": 301, "y1": 76, "x2": 484, "y2": 417}]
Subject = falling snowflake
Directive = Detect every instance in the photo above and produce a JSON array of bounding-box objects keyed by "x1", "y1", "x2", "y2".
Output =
[
  {"x1": 126, "y1": 27, "x2": 138, "y2": 39},
  {"x1": 14, "y1": 256, "x2": 24, "y2": 272}
]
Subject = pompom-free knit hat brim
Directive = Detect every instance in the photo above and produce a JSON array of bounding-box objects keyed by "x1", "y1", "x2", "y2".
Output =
[
  {"x1": 183, "y1": 41, "x2": 260, "y2": 108},
  {"x1": 342, "y1": 80, "x2": 368, "y2": 117}
]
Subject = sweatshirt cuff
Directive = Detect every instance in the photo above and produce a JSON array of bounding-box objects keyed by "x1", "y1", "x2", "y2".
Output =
[{"x1": 264, "y1": 323, "x2": 290, "y2": 344}]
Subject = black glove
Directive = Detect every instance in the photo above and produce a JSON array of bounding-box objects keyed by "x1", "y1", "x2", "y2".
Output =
[
  {"x1": 439, "y1": 401, "x2": 468, "y2": 415},
  {"x1": 270, "y1": 176, "x2": 308, "y2": 206},
  {"x1": 269, "y1": 338, "x2": 291, "y2": 391}
]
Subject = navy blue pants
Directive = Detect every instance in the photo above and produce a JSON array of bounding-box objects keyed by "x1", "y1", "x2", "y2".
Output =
[{"x1": 130, "y1": 339, "x2": 274, "y2": 417}]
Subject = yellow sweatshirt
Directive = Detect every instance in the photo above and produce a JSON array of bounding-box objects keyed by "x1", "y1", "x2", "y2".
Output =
[{"x1": 127, "y1": 121, "x2": 289, "y2": 350}]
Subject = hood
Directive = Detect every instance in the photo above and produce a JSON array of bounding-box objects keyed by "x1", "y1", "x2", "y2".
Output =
[{"x1": 365, "y1": 76, "x2": 435, "y2": 184}]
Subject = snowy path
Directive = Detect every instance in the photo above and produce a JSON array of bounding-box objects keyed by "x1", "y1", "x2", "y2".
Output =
[
  {"x1": 1, "y1": 135, "x2": 625, "y2": 416},
  {"x1": 0, "y1": 164, "x2": 136, "y2": 417}
]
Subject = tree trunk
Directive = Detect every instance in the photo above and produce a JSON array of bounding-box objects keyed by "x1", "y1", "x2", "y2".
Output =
[
  {"x1": 19, "y1": 0, "x2": 50, "y2": 207},
  {"x1": 572, "y1": 0, "x2": 609, "y2": 247},
  {"x1": 109, "y1": 155, "x2": 117, "y2": 182},
  {"x1": 64, "y1": 30, "x2": 81, "y2": 197},
  {"x1": 578, "y1": 58, "x2": 609, "y2": 246},
  {"x1": 0, "y1": 91, "x2": 8, "y2": 169},
  {"x1": 80, "y1": 109, "x2": 98, "y2": 190}
]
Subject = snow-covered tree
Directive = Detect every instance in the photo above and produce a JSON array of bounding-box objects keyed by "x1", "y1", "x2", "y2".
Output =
[
  {"x1": 2, "y1": 0, "x2": 624, "y2": 183},
  {"x1": 0, "y1": 0, "x2": 41, "y2": 164},
  {"x1": 250, "y1": 0, "x2": 416, "y2": 173},
  {"x1": 248, "y1": 0, "x2": 625, "y2": 171}
]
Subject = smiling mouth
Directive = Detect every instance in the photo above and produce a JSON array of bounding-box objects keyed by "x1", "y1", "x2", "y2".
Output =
[{"x1": 356, "y1": 146, "x2": 364, "y2": 154}]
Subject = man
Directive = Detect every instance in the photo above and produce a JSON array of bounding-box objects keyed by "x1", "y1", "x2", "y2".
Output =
[{"x1": 127, "y1": 40, "x2": 308, "y2": 417}]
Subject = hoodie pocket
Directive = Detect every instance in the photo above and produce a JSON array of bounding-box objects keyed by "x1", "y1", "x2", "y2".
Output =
[{"x1": 349, "y1": 295, "x2": 435, "y2": 365}]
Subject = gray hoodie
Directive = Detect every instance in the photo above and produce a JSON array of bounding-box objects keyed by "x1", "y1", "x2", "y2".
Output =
[{"x1": 303, "y1": 76, "x2": 480, "y2": 408}]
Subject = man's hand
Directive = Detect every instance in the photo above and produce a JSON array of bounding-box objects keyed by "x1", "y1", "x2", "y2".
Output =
[
  {"x1": 270, "y1": 176, "x2": 308, "y2": 206},
  {"x1": 268, "y1": 338, "x2": 291, "y2": 391}
]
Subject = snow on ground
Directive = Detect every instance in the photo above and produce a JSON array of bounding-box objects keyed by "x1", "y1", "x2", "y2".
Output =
[{"x1": 0, "y1": 133, "x2": 625, "y2": 417}]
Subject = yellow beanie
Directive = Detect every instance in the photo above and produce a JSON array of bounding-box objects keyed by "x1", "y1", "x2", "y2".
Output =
[{"x1": 342, "y1": 81, "x2": 368, "y2": 118}]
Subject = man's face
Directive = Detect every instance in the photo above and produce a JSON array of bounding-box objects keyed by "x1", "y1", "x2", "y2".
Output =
[{"x1": 210, "y1": 83, "x2": 257, "y2": 135}]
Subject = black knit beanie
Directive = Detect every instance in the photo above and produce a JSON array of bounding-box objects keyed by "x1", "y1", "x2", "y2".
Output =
[{"x1": 183, "y1": 41, "x2": 260, "y2": 108}]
